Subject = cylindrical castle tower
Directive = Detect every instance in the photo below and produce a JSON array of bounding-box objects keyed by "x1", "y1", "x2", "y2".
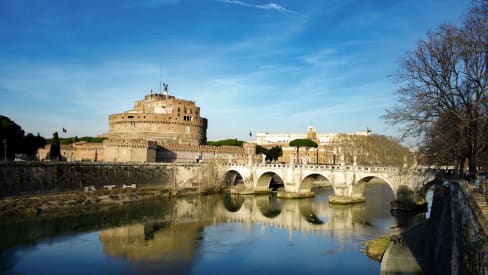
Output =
[{"x1": 106, "y1": 92, "x2": 207, "y2": 146}]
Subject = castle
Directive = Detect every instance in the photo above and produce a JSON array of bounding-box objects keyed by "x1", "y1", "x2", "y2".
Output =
[
  {"x1": 106, "y1": 91, "x2": 207, "y2": 146},
  {"x1": 38, "y1": 89, "x2": 252, "y2": 164}
]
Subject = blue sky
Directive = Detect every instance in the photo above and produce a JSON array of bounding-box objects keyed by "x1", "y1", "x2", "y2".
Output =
[{"x1": 0, "y1": 0, "x2": 471, "y2": 141}]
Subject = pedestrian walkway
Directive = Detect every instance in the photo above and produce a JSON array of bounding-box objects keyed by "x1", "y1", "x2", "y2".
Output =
[
  {"x1": 469, "y1": 184, "x2": 488, "y2": 218},
  {"x1": 380, "y1": 221, "x2": 427, "y2": 275}
]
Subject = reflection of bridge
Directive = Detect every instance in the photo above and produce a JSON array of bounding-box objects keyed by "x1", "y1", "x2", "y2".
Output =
[
  {"x1": 98, "y1": 191, "x2": 399, "y2": 264},
  {"x1": 219, "y1": 163, "x2": 435, "y2": 208},
  {"x1": 218, "y1": 193, "x2": 377, "y2": 235}
]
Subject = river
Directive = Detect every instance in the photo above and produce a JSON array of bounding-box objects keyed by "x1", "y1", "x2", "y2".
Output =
[{"x1": 0, "y1": 183, "x2": 431, "y2": 275}]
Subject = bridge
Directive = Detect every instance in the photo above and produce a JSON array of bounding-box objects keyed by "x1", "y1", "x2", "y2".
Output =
[{"x1": 219, "y1": 163, "x2": 436, "y2": 211}]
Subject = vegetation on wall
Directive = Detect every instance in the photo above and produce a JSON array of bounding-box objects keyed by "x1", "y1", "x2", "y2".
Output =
[
  {"x1": 207, "y1": 139, "x2": 245, "y2": 147},
  {"x1": 47, "y1": 136, "x2": 106, "y2": 145}
]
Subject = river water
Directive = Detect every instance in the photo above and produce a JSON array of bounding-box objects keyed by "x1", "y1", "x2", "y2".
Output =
[{"x1": 0, "y1": 183, "x2": 430, "y2": 275}]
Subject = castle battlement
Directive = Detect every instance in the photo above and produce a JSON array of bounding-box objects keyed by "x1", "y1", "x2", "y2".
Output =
[{"x1": 160, "y1": 144, "x2": 246, "y2": 154}]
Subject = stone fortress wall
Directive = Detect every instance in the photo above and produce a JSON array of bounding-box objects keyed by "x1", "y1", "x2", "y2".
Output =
[{"x1": 37, "y1": 89, "x2": 253, "y2": 164}]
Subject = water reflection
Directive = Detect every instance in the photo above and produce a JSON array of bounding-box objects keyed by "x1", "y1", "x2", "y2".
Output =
[
  {"x1": 0, "y1": 183, "x2": 429, "y2": 275},
  {"x1": 99, "y1": 223, "x2": 202, "y2": 274},
  {"x1": 255, "y1": 195, "x2": 281, "y2": 218},
  {"x1": 221, "y1": 193, "x2": 244, "y2": 212}
]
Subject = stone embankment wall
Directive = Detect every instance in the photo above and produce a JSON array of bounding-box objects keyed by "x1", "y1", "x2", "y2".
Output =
[
  {"x1": 424, "y1": 181, "x2": 487, "y2": 274},
  {"x1": 0, "y1": 162, "x2": 220, "y2": 197}
]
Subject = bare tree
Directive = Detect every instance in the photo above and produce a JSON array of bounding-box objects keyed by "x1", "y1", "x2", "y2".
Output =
[
  {"x1": 333, "y1": 134, "x2": 411, "y2": 166},
  {"x1": 384, "y1": 3, "x2": 488, "y2": 178}
]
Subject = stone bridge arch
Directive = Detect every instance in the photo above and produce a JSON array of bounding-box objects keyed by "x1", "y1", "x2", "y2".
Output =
[
  {"x1": 352, "y1": 175, "x2": 397, "y2": 199},
  {"x1": 256, "y1": 171, "x2": 285, "y2": 192},
  {"x1": 223, "y1": 170, "x2": 244, "y2": 187},
  {"x1": 299, "y1": 172, "x2": 333, "y2": 193},
  {"x1": 223, "y1": 166, "x2": 253, "y2": 187}
]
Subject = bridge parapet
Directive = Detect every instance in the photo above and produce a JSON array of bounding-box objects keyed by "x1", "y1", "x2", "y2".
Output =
[{"x1": 219, "y1": 162, "x2": 436, "y2": 211}]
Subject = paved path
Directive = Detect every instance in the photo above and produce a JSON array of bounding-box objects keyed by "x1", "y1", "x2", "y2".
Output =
[
  {"x1": 380, "y1": 221, "x2": 427, "y2": 275},
  {"x1": 381, "y1": 182, "x2": 487, "y2": 274},
  {"x1": 470, "y1": 184, "x2": 488, "y2": 218}
]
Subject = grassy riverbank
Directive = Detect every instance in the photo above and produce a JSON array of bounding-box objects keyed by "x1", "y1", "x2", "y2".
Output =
[{"x1": 361, "y1": 235, "x2": 393, "y2": 261}]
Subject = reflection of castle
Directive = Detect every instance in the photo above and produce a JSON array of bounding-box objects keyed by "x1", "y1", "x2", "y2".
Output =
[
  {"x1": 38, "y1": 89, "x2": 253, "y2": 163},
  {"x1": 97, "y1": 190, "x2": 395, "y2": 265}
]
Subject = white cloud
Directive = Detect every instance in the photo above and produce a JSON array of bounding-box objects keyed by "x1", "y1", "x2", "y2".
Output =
[{"x1": 219, "y1": 0, "x2": 296, "y2": 14}]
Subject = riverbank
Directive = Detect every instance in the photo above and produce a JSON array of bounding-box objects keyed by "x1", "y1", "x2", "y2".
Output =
[
  {"x1": 0, "y1": 186, "x2": 220, "y2": 219},
  {"x1": 361, "y1": 235, "x2": 392, "y2": 261},
  {"x1": 380, "y1": 220, "x2": 427, "y2": 274}
]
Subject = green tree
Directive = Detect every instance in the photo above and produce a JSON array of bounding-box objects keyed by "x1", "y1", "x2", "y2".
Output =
[
  {"x1": 267, "y1": 146, "x2": 283, "y2": 161},
  {"x1": 49, "y1": 132, "x2": 61, "y2": 160},
  {"x1": 0, "y1": 115, "x2": 47, "y2": 160},
  {"x1": 256, "y1": 145, "x2": 282, "y2": 161},
  {"x1": 256, "y1": 145, "x2": 268, "y2": 155},
  {"x1": 289, "y1": 139, "x2": 318, "y2": 164},
  {"x1": 21, "y1": 133, "x2": 47, "y2": 156},
  {"x1": 0, "y1": 115, "x2": 24, "y2": 160}
]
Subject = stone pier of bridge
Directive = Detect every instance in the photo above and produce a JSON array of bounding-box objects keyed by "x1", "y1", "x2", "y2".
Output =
[{"x1": 218, "y1": 163, "x2": 436, "y2": 212}]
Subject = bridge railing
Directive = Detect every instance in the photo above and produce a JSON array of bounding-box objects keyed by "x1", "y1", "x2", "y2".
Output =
[{"x1": 220, "y1": 163, "x2": 435, "y2": 174}]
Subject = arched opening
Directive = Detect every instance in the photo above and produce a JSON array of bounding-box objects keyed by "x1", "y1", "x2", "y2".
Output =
[
  {"x1": 300, "y1": 174, "x2": 331, "y2": 193},
  {"x1": 390, "y1": 184, "x2": 419, "y2": 214},
  {"x1": 360, "y1": 177, "x2": 396, "y2": 226},
  {"x1": 256, "y1": 172, "x2": 284, "y2": 191},
  {"x1": 223, "y1": 170, "x2": 244, "y2": 187},
  {"x1": 353, "y1": 176, "x2": 395, "y2": 199}
]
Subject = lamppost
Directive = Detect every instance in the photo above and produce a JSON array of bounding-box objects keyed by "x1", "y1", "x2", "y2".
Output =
[{"x1": 3, "y1": 138, "x2": 7, "y2": 161}]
